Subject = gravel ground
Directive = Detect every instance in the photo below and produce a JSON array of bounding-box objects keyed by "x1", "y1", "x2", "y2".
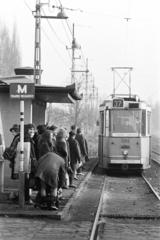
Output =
[{"x1": 143, "y1": 160, "x2": 160, "y2": 196}]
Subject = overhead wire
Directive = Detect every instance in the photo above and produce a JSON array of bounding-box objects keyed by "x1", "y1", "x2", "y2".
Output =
[
  {"x1": 54, "y1": 0, "x2": 96, "y2": 91},
  {"x1": 41, "y1": 26, "x2": 69, "y2": 67},
  {"x1": 23, "y1": 0, "x2": 34, "y2": 15},
  {"x1": 42, "y1": 8, "x2": 67, "y2": 46}
]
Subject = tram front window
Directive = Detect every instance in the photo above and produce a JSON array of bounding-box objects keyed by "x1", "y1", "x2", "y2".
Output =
[{"x1": 111, "y1": 110, "x2": 140, "y2": 134}]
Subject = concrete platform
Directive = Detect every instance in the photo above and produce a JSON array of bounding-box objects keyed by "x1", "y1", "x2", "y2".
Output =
[{"x1": 0, "y1": 158, "x2": 98, "y2": 220}]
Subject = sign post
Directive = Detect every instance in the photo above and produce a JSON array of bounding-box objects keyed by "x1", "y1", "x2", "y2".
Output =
[
  {"x1": 19, "y1": 100, "x2": 25, "y2": 208},
  {"x1": 10, "y1": 83, "x2": 35, "y2": 208}
]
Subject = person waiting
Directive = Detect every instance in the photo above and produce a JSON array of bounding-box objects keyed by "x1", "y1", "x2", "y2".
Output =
[{"x1": 68, "y1": 131, "x2": 81, "y2": 183}]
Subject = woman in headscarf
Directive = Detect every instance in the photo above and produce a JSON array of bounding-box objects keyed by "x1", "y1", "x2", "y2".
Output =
[{"x1": 23, "y1": 124, "x2": 37, "y2": 203}]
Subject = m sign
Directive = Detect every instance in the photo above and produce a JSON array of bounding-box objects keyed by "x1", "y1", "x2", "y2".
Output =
[{"x1": 10, "y1": 83, "x2": 35, "y2": 99}]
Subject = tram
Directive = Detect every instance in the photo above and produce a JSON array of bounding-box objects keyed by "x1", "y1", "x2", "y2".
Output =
[
  {"x1": 98, "y1": 68, "x2": 151, "y2": 172},
  {"x1": 98, "y1": 94, "x2": 151, "y2": 171}
]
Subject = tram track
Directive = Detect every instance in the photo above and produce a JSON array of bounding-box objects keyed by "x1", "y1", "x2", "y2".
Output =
[
  {"x1": 142, "y1": 173, "x2": 160, "y2": 200},
  {"x1": 79, "y1": 166, "x2": 160, "y2": 240},
  {"x1": 91, "y1": 174, "x2": 160, "y2": 240},
  {"x1": 151, "y1": 150, "x2": 160, "y2": 165},
  {"x1": 89, "y1": 176, "x2": 107, "y2": 240}
]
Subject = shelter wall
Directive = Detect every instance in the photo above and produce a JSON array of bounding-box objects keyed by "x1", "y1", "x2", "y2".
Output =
[
  {"x1": 32, "y1": 100, "x2": 46, "y2": 126},
  {"x1": 0, "y1": 93, "x2": 32, "y2": 147}
]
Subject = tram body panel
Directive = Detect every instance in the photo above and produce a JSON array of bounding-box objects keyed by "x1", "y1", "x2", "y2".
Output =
[
  {"x1": 140, "y1": 136, "x2": 151, "y2": 169},
  {"x1": 109, "y1": 137, "x2": 141, "y2": 163}
]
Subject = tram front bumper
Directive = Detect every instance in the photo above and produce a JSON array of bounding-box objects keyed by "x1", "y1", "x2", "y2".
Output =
[{"x1": 110, "y1": 159, "x2": 141, "y2": 164}]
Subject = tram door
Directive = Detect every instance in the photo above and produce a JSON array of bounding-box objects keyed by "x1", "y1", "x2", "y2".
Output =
[
  {"x1": 98, "y1": 111, "x2": 104, "y2": 167},
  {"x1": 140, "y1": 110, "x2": 151, "y2": 168},
  {"x1": 98, "y1": 109, "x2": 109, "y2": 168}
]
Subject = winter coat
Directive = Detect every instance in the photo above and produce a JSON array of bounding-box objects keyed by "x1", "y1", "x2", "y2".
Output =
[
  {"x1": 67, "y1": 136, "x2": 81, "y2": 166},
  {"x1": 35, "y1": 152, "x2": 66, "y2": 189},
  {"x1": 56, "y1": 138, "x2": 70, "y2": 169},
  {"x1": 75, "y1": 133, "x2": 88, "y2": 157}
]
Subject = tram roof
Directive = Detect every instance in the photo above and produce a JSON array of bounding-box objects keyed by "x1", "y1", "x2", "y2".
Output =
[
  {"x1": 99, "y1": 94, "x2": 151, "y2": 111},
  {"x1": 0, "y1": 75, "x2": 82, "y2": 103}
]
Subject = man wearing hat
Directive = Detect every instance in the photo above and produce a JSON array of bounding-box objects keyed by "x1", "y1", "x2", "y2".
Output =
[{"x1": 10, "y1": 124, "x2": 20, "y2": 133}]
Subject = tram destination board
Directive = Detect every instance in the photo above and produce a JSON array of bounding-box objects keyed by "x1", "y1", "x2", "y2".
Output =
[
  {"x1": 113, "y1": 98, "x2": 124, "y2": 108},
  {"x1": 10, "y1": 83, "x2": 35, "y2": 99}
]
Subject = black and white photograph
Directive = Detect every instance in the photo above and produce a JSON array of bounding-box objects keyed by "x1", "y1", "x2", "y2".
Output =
[{"x1": 0, "y1": 0, "x2": 159, "y2": 239}]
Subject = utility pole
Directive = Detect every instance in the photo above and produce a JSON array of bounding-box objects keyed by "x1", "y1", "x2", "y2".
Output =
[
  {"x1": 34, "y1": 0, "x2": 41, "y2": 84},
  {"x1": 85, "y1": 58, "x2": 89, "y2": 103},
  {"x1": 71, "y1": 24, "x2": 76, "y2": 84},
  {"x1": 33, "y1": 1, "x2": 68, "y2": 85}
]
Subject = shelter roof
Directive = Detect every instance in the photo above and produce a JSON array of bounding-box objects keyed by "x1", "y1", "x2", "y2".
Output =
[{"x1": 0, "y1": 76, "x2": 81, "y2": 103}]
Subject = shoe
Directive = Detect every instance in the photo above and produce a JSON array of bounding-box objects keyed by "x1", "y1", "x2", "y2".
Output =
[
  {"x1": 48, "y1": 196, "x2": 58, "y2": 210},
  {"x1": 69, "y1": 184, "x2": 76, "y2": 188},
  {"x1": 50, "y1": 204, "x2": 58, "y2": 211},
  {"x1": 34, "y1": 194, "x2": 48, "y2": 209}
]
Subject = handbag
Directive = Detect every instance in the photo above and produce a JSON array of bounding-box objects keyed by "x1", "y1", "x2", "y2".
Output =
[{"x1": 3, "y1": 147, "x2": 16, "y2": 161}]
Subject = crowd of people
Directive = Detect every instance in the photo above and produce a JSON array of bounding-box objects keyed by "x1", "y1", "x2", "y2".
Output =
[{"x1": 3, "y1": 123, "x2": 89, "y2": 210}]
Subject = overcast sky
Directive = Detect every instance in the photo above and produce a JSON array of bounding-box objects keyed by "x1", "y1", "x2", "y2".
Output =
[{"x1": 0, "y1": 0, "x2": 160, "y2": 103}]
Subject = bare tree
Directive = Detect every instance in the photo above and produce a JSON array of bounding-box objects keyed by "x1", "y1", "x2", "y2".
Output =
[{"x1": 0, "y1": 22, "x2": 21, "y2": 76}]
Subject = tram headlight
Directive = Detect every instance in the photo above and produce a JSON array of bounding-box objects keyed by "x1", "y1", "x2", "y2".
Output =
[{"x1": 122, "y1": 150, "x2": 128, "y2": 159}]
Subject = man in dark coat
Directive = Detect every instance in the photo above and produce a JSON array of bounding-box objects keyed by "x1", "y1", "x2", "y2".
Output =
[{"x1": 68, "y1": 131, "x2": 81, "y2": 184}]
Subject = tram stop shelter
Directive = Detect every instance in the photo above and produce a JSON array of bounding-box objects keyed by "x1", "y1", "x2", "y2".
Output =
[
  {"x1": 0, "y1": 75, "x2": 81, "y2": 193},
  {"x1": 0, "y1": 75, "x2": 81, "y2": 147}
]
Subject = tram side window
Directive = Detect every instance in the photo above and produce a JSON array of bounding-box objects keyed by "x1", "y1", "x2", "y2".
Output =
[
  {"x1": 147, "y1": 111, "x2": 151, "y2": 135},
  {"x1": 105, "y1": 110, "x2": 109, "y2": 136},
  {"x1": 141, "y1": 110, "x2": 146, "y2": 136},
  {"x1": 100, "y1": 111, "x2": 104, "y2": 135}
]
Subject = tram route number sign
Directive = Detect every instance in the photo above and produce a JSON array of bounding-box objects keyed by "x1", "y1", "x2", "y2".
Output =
[
  {"x1": 113, "y1": 98, "x2": 123, "y2": 108},
  {"x1": 10, "y1": 83, "x2": 35, "y2": 99}
]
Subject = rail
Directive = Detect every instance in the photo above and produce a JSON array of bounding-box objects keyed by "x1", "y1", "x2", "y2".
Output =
[
  {"x1": 142, "y1": 174, "x2": 160, "y2": 200},
  {"x1": 89, "y1": 177, "x2": 107, "y2": 240},
  {"x1": 151, "y1": 150, "x2": 160, "y2": 164}
]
